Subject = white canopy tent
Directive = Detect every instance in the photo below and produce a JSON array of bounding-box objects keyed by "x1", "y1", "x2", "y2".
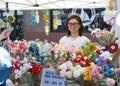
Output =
[{"x1": 0, "y1": 0, "x2": 107, "y2": 10}]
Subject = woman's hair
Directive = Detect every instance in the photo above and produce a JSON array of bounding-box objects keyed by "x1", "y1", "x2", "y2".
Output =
[{"x1": 66, "y1": 15, "x2": 84, "y2": 36}]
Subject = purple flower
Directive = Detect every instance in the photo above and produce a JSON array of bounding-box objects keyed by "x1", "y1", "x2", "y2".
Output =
[
  {"x1": 116, "y1": 70, "x2": 120, "y2": 78},
  {"x1": 97, "y1": 56, "x2": 106, "y2": 66}
]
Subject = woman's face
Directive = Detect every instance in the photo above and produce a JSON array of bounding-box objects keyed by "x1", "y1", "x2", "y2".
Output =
[{"x1": 67, "y1": 19, "x2": 80, "y2": 33}]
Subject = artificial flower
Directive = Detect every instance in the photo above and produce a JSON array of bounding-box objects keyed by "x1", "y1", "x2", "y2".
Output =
[
  {"x1": 59, "y1": 70, "x2": 66, "y2": 77},
  {"x1": 89, "y1": 66, "x2": 103, "y2": 79},
  {"x1": 106, "y1": 78, "x2": 115, "y2": 86},
  {"x1": 66, "y1": 71, "x2": 72, "y2": 78},
  {"x1": 108, "y1": 43, "x2": 118, "y2": 53},
  {"x1": 100, "y1": 51, "x2": 112, "y2": 60},
  {"x1": 115, "y1": 69, "x2": 120, "y2": 78},
  {"x1": 83, "y1": 66, "x2": 92, "y2": 80},
  {"x1": 97, "y1": 56, "x2": 106, "y2": 66},
  {"x1": 104, "y1": 65, "x2": 114, "y2": 77},
  {"x1": 88, "y1": 43, "x2": 97, "y2": 52}
]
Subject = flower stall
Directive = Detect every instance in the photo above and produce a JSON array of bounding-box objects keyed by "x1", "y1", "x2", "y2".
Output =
[{"x1": 1, "y1": 0, "x2": 120, "y2": 86}]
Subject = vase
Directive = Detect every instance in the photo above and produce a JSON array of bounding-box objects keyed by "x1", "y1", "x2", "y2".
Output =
[
  {"x1": 22, "y1": 83, "x2": 30, "y2": 86},
  {"x1": 65, "y1": 80, "x2": 80, "y2": 86}
]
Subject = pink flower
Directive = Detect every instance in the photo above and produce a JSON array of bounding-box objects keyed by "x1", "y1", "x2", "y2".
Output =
[
  {"x1": 97, "y1": 74, "x2": 103, "y2": 79},
  {"x1": 61, "y1": 45, "x2": 70, "y2": 52},
  {"x1": 66, "y1": 71, "x2": 72, "y2": 78},
  {"x1": 59, "y1": 70, "x2": 66, "y2": 77},
  {"x1": 106, "y1": 78, "x2": 115, "y2": 86},
  {"x1": 89, "y1": 66, "x2": 102, "y2": 79},
  {"x1": 66, "y1": 61, "x2": 73, "y2": 70},
  {"x1": 61, "y1": 45, "x2": 76, "y2": 53}
]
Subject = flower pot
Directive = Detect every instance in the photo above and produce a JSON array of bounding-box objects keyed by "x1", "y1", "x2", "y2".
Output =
[{"x1": 66, "y1": 80, "x2": 80, "y2": 86}]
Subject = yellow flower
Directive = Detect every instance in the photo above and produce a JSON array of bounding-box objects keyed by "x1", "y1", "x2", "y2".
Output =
[
  {"x1": 88, "y1": 43, "x2": 97, "y2": 52},
  {"x1": 54, "y1": 44, "x2": 62, "y2": 50},
  {"x1": 76, "y1": 47, "x2": 84, "y2": 56},
  {"x1": 44, "y1": 25, "x2": 49, "y2": 35},
  {"x1": 75, "y1": 65, "x2": 81, "y2": 69},
  {"x1": 43, "y1": 14, "x2": 48, "y2": 22},
  {"x1": 83, "y1": 66, "x2": 92, "y2": 80},
  {"x1": 6, "y1": 14, "x2": 15, "y2": 23}
]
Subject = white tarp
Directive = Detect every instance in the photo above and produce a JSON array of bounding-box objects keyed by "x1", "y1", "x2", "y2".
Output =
[{"x1": 0, "y1": 0, "x2": 107, "y2": 10}]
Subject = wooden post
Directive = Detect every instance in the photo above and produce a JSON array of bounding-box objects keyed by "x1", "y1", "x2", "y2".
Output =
[{"x1": 112, "y1": 0, "x2": 120, "y2": 67}]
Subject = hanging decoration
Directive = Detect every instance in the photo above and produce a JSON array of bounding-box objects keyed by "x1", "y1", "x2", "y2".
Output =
[
  {"x1": 30, "y1": 10, "x2": 36, "y2": 26},
  {"x1": 35, "y1": 10, "x2": 39, "y2": 24},
  {"x1": 30, "y1": 10, "x2": 40, "y2": 26},
  {"x1": 0, "y1": 18, "x2": 5, "y2": 29},
  {"x1": 103, "y1": 0, "x2": 117, "y2": 32},
  {"x1": 53, "y1": 10, "x2": 59, "y2": 30},
  {"x1": 43, "y1": 10, "x2": 49, "y2": 35}
]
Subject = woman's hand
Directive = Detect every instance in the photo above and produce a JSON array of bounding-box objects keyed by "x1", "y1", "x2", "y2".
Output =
[{"x1": 0, "y1": 29, "x2": 11, "y2": 41}]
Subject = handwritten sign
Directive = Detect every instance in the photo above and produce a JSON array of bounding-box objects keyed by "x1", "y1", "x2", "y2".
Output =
[{"x1": 40, "y1": 68, "x2": 65, "y2": 86}]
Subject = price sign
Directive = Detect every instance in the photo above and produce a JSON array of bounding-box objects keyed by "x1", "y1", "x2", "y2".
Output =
[{"x1": 40, "y1": 68, "x2": 65, "y2": 86}]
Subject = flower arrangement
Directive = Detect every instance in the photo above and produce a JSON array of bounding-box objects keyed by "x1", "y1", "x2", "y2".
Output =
[
  {"x1": 1, "y1": 37, "x2": 120, "y2": 86},
  {"x1": 91, "y1": 28, "x2": 114, "y2": 46},
  {"x1": 55, "y1": 41, "x2": 120, "y2": 86}
]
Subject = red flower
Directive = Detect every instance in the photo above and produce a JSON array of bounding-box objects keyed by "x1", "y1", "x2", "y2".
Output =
[
  {"x1": 28, "y1": 62, "x2": 42, "y2": 76},
  {"x1": 11, "y1": 60, "x2": 22, "y2": 72},
  {"x1": 74, "y1": 56, "x2": 81, "y2": 63},
  {"x1": 18, "y1": 42, "x2": 26, "y2": 51},
  {"x1": 50, "y1": 48, "x2": 55, "y2": 55},
  {"x1": 108, "y1": 43, "x2": 118, "y2": 53},
  {"x1": 74, "y1": 56, "x2": 90, "y2": 67},
  {"x1": 96, "y1": 49, "x2": 104, "y2": 55}
]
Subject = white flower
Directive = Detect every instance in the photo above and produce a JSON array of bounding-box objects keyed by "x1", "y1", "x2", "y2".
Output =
[
  {"x1": 73, "y1": 70, "x2": 81, "y2": 78},
  {"x1": 59, "y1": 63, "x2": 67, "y2": 70},
  {"x1": 100, "y1": 51, "x2": 112, "y2": 60},
  {"x1": 73, "y1": 68, "x2": 84, "y2": 78},
  {"x1": 20, "y1": 63, "x2": 31, "y2": 74},
  {"x1": 15, "y1": 69, "x2": 22, "y2": 79}
]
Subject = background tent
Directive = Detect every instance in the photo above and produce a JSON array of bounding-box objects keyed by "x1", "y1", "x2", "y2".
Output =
[{"x1": 0, "y1": 0, "x2": 107, "y2": 10}]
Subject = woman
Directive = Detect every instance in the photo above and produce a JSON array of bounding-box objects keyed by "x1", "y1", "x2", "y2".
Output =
[
  {"x1": 59, "y1": 15, "x2": 90, "y2": 48},
  {"x1": 59, "y1": 15, "x2": 90, "y2": 86}
]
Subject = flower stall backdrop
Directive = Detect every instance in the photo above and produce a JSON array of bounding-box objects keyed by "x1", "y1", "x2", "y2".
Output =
[{"x1": 1, "y1": 0, "x2": 120, "y2": 86}]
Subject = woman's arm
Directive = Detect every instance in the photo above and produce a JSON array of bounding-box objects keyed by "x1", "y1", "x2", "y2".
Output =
[{"x1": 0, "y1": 29, "x2": 11, "y2": 41}]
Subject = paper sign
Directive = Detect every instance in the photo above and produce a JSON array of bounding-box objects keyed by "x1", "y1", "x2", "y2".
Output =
[{"x1": 40, "y1": 68, "x2": 65, "y2": 86}]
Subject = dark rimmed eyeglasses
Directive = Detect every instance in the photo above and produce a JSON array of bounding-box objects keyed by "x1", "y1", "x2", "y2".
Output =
[{"x1": 68, "y1": 22, "x2": 79, "y2": 27}]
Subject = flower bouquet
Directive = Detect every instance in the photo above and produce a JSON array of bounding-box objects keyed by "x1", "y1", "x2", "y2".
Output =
[{"x1": 54, "y1": 40, "x2": 120, "y2": 86}]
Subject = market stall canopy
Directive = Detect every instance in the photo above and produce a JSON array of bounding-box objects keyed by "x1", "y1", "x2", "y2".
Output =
[{"x1": 0, "y1": 0, "x2": 107, "y2": 10}]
